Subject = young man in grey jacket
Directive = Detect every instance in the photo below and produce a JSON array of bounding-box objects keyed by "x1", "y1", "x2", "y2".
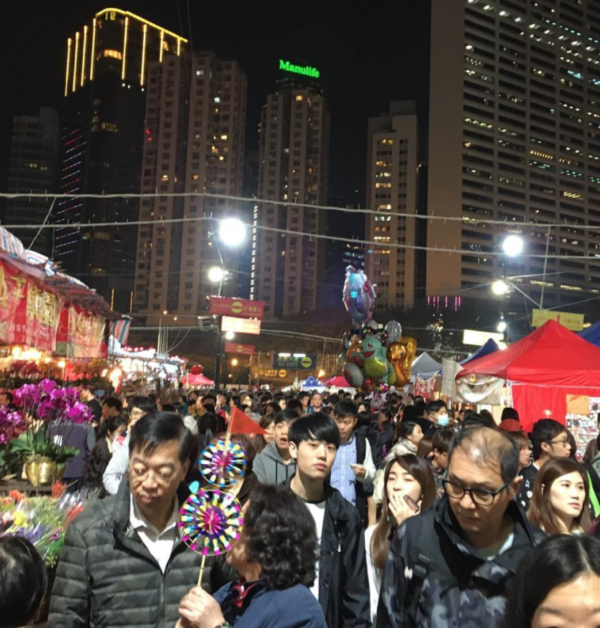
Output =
[{"x1": 253, "y1": 409, "x2": 299, "y2": 485}]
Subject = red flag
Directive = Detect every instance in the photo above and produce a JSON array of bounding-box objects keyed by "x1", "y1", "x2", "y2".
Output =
[{"x1": 228, "y1": 407, "x2": 268, "y2": 436}]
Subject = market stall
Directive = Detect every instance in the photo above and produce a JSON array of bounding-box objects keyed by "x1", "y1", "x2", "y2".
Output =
[{"x1": 457, "y1": 320, "x2": 600, "y2": 431}]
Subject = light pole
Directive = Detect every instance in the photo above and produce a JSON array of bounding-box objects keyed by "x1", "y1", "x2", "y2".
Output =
[{"x1": 208, "y1": 217, "x2": 247, "y2": 392}]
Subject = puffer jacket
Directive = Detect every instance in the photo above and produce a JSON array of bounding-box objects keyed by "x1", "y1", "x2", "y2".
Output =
[
  {"x1": 377, "y1": 496, "x2": 546, "y2": 627},
  {"x1": 48, "y1": 480, "x2": 234, "y2": 627}
]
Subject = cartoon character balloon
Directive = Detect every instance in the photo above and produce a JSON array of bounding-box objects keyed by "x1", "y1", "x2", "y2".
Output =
[
  {"x1": 342, "y1": 266, "x2": 376, "y2": 325},
  {"x1": 361, "y1": 336, "x2": 395, "y2": 385},
  {"x1": 387, "y1": 337, "x2": 417, "y2": 387}
]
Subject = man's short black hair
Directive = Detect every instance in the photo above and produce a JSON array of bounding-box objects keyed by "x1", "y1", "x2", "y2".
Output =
[
  {"x1": 129, "y1": 411, "x2": 192, "y2": 464},
  {"x1": 288, "y1": 413, "x2": 341, "y2": 449},
  {"x1": 432, "y1": 427, "x2": 454, "y2": 455},
  {"x1": 103, "y1": 397, "x2": 123, "y2": 412},
  {"x1": 299, "y1": 392, "x2": 310, "y2": 401},
  {"x1": 334, "y1": 400, "x2": 358, "y2": 421},
  {"x1": 449, "y1": 425, "x2": 519, "y2": 484},
  {"x1": 530, "y1": 418, "x2": 567, "y2": 460},
  {"x1": 328, "y1": 394, "x2": 340, "y2": 406},
  {"x1": 426, "y1": 400, "x2": 447, "y2": 415},
  {"x1": 129, "y1": 396, "x2": 156, "y2": 415},
  {"x1": 0, "y1": 536, "x2": 47, "y2": 627},
  {"x1": 201, "y1": 393, "x2": 216, "y2": 404},
  {"x1": 274, "y1": 409, "x2": 300, "y2": 425}
]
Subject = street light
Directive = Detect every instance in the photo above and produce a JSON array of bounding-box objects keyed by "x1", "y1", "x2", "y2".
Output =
[
  {"x1": 225, "y1": 331, "x2": 235, "y2": 341},
  {"x1": 218, "y1": 217, "x2": 246, "y2": 247},
  {"x1": 497, "y1": 320, "x2": 507, "y2": 333},
  {"x1": 492, "y1": 279, "x2": 510, "y2": 296},
  {"x1": 502, "y1": 234, "x2": 524, "y2": 258},
  {"x1": 208, "y1": 266, "x2": 226, "y2": 283},
  {"x1": 231, "y1": 358, "x2": 239, "y2": 367}
]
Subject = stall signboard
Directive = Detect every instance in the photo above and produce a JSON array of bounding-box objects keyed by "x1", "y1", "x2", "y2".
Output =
[
  {"x1": 221, "y1": 316, "x2": 261, "y2": 335},
  {"x1": 56, "y1": 304, "x2": 106, "y2": 358},
  {"x1": 225, "y1": 342, "x2": 255, "y2": 356},
  {"x1": 462, "y1": 329, "x2": 504, "y2": 347},
  {"x1": 566, "y1": 396, "x2": 600, "y2": 459},
  {"x1": 209, "y1": 297, "x2": 265, "y2": 320},
  {"x1": 532, "y1": 309, "x2": 584, "y2": 331},
  {"x1": 272, "y1": 354, "x2": 317, "y2": 370}
]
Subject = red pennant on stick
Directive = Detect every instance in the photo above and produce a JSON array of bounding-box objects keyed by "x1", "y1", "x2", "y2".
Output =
[{"x1": 228, "y1": 407, "x2": 268, "y2": 436}]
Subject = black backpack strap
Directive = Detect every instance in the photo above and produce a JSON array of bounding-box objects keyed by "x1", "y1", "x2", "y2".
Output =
[{"x1": 404, "y1": 515, "x2": 435, "y2": 622}]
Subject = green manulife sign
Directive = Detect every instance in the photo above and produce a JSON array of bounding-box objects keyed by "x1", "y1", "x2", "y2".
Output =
[{"x1": 279, "y1": 59, "x2": 320, "y2": 79}]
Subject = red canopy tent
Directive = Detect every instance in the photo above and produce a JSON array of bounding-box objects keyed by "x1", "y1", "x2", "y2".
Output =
[
  {"x1": 457, "y1": 320, "x2": 600, "y2": 431},
  {"x1": 181, "y1": 373, "x2": 215, "y2": 387},
  {"x1": 324, "y1": 375, "x2": 351, "y2": 388}
]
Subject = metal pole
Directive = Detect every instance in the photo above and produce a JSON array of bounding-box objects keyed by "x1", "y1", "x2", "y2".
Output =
[
  {"x1": 215, "y1": 315, "x2": 223, "y2": 391},
  {"x1": 539, "y1": 225, "x2": 551, "y2": 310}
]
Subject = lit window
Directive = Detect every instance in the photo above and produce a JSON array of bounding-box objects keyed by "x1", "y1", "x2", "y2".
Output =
[
  {"x1": 214, "y1": 97, "x2": 221, "y2": 103},
  {"x1": 161, "y1": 174, "x2": 169, "y2": 181},
  {"x1": 102, "y1": 49, "x2": 123, "y2": 60},
  {"x1": 295, "y1": 95, "x2": 303, "y2": 101}
]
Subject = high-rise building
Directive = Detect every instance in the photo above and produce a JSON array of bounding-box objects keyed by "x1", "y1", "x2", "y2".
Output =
[
  {"x1": 426, "y1": 0, "x2": 600, "y2": 309},
  {"x1": 252, "y1": 61, "x2": 330, "y2": 317},
  {"x1": 133, "y1": 52, "x2": 247, "y2": 325},
  {"x1": 365, "y1": 102, "x2": 418, "y2": 309},
  {"x1": 4, "y1": 108, "x2": 59, "y2": 254},
  {"x1": 55, "y1": 9, "x2": 187, "y2": 313}
]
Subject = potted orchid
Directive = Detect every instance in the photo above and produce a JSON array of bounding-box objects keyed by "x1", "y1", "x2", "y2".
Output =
[{"x1": 7, "y1": 380, "x2": 94, "y2": 486}]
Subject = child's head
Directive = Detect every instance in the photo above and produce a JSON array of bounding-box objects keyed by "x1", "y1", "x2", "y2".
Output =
[
  {"x1": 333, "y1": 400, "x2": 358, "y2": 443},
  {"x1": 431, "y1": 427, "x2": 454, "y2": 470},
  {"x1": 288, "y1": 413, "x2": 340, "y2": 480}
]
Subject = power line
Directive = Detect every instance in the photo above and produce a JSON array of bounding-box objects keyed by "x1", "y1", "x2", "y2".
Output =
[
  {"x1": 2, "y1": 189, "x2": 600, "y2": 230},
  {"x1": 2, "y1": 213, "x2": 599, "y2": 261}
]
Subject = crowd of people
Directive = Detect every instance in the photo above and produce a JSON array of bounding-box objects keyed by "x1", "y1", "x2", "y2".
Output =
[{"x1": 6, "y1": 386, "x2": 600, "y2": 627}]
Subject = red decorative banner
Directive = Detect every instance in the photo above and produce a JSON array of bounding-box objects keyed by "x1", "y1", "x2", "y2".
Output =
[
  {"x1": 224, "y1": 342, "x2": 255, "y2": 356},
  {"x1": 56, "y1": 304, "x2": 106, "y2": 358}
]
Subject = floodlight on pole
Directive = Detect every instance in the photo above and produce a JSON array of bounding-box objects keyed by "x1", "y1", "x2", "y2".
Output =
[
  {"x1": 497, "y1": 320, "x2": 507, "y2": 333},
  {"x1": 492, "y1": 279, "x2": 510, "y2": 296},
  {"x1": 502, "y1": 234, "x2": 524, "y2": 258},
  {"x1": 219, "y1": 217, "x2": 246, "y2": 247},
  {"x1": 208, "y1": 266, "x2": 226, "y2": 283}
]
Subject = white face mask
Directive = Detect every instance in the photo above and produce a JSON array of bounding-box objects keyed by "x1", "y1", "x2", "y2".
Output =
[{"x1": 437, "y1": 414, "x2": 450, "y2": 427}]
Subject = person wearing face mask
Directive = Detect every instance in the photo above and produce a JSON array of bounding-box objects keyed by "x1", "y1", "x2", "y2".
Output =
[
  {"x1": 419, "y1": 400, "x2": 449, "y2": 438},
  {"x1": 366, "y1": 454, "x2": 436, "y2": 626},
  {"x1": 527, "y1": 458, "x2": 591, "y2": 535}
]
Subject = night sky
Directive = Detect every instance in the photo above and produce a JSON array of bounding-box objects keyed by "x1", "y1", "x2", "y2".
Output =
[{"x1": 1, "y1": 1, "x2": 430, "y2": 228}]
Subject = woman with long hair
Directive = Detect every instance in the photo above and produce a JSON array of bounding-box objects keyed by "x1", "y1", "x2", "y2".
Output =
[
  {"x1": 366, "y1": 453, "x2": 436, "y2": 625},
  {"x1": 504, "y1": 535, "x2": 600, "y2": 627},
  {"x1": 527, "y1": 458, "x2": 591, "y2": 535}
]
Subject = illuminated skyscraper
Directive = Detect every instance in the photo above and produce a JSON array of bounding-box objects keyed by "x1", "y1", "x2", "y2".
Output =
[
  {"x1": 252, "y1": 60, "x2": 330, "y2": 316},
  {"x1": 426, "y1": 0, "x2": 600, "y2": 309},
  {"x1": 133, "y1": 52, "x2": 247, "y2": 325},
  {"x1": 55, "y1": 9, "x2": 187, "y2": 312}
]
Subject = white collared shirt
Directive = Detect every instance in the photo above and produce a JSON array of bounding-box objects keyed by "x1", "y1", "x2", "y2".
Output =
[{"x1": 129, "y1": 494, "x2": 180, "y2": 573}]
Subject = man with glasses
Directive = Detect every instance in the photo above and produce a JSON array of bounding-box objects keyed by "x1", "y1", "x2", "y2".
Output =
[
  {"x1": 378, "y1": 426, "x2": 545, "y2": 627},
  {"x1": 330, "y1": 400, "x2": 376, "y2": 524},
  {"x1": 49, "y1": 412, "x2": 233, "y2": 626},
  {"x1": 517, "y1": 418, "x2": 571, "y2": 512}
]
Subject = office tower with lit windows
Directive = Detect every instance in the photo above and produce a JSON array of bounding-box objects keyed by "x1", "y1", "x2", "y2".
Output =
[
  {"x1": 426, "y1": 0, "x2": 600, "y2": 309},
  {"x1": 365, "y1": 102, "x2": 418, "y2": 309},
  {"x1": 55, "y1": 9, "x2": 187, "y2": 312},
  {"x1": 3, "y1": 108, "x2": 59, "y2": 255},
  {"x1": 133, "y1": 52, "x2": 247, "y2": 325},
  {"x1": 251, "y1": 63, "x2": 330, "y2": 317}
]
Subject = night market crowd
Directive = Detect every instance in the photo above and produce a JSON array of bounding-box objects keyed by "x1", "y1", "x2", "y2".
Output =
[{"x1": 5, "y1": 388, "x2": 600, "y2": 627}]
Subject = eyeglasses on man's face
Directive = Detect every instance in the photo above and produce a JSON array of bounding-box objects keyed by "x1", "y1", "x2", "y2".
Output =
[{"x1": 442, "y1": 478, "x2": 510, "y2": 506}]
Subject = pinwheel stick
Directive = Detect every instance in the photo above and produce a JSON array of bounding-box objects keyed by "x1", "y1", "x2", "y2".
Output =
[{"x1": 198, "y1": 553, "x2": 207, "y2": 588}]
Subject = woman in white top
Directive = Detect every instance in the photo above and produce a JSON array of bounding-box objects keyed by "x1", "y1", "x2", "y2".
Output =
[
  {"x1": 365, "y1": 453, "x2": 436, "y2": 626},
  {"x1": 527, "y1": 457, "x2": 591, "y2": 535}
]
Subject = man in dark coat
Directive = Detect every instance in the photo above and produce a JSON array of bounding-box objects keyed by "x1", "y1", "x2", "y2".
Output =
[
  {"x1": 286, "y1": 413, "x2": 371, "y2": 628},
  {"x1": 48, "y1": 411, "x2": 233, "y2": 627},
  {"x1": 378, "y1": 425, "x2": 545, "y2": 627}
]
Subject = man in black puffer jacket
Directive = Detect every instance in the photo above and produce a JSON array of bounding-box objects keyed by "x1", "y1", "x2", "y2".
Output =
[{"x1": 48, "y1": 412, "x2": 234, "y2": 627}]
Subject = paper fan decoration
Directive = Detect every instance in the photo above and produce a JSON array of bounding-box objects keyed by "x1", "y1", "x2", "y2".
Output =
[
  {"x1": 199, "y1": 439, "x2": 247, "y2": 487},
  {"x1": 179, "y1": 489, "x2": 244, "y2": 556}
]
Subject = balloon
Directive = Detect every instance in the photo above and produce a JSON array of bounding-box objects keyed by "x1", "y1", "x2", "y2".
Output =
[
  {"x1": 341, "y1": 331, "x2": 351, "y2": 352},
  {"x1": 343, "y1": 362, "x2": 364, "y2": 388},
  {"x1": 336, "y1": 352, "x2": 347, "y2": 373},
  {"x1": 361, "y1": 378, "x2": 375, "y2": 393},
  {"x1": 388, "y1": 337, "x2": 417, "y2": 387},
  {"x1": 385, "y1": 320, "x2": 402, "y2": 344},
  {"x1": 346, "y1": 343, "x2": 364, "y2": 368},
  {"x1": 342, "y1": 266, "x2": 376, "y2": 325},
  {"x1": 361, "y1": 336, "x2": 393, "y2": 383}
]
